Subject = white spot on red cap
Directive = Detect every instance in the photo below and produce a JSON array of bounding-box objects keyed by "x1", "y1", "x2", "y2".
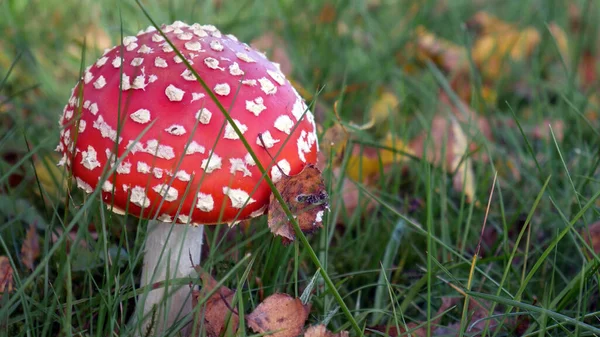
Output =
[
  {"x1": 185, "y1": 141, "x2": 206, "y2": 155},
  {"x1": 229, "y1": 158, "x2": 252, "y2": 177},
  {"x1": 258, "y1": 77, "x2": 276, "y2": 95},
  {"x1": 270, "y1": 159, "x2": 291, "y2": 183},
  {"x1": 214, "y1": 83, "x2": 231, "y2": 96},
  {"x1": 138, "y1": 44, "x2": 154, "y2": 54},
  {"x1": 181, "y1": 69, "x2": 196, "y2": 81},
  {"x1": 257, "y1": 131, "x2": 280, "y2": 148},
  {"x1": 316, "y1": 210, "x2": 324, "y2": 223},
  {"x1": 81, "y1": 145, "x2": 101, "y2": 171},
  {"x1": 229, "y1": 62, "x2": 244, "y2": 76},
  {"x1": 224, "y1": 119, "x2": 248, "y2": 140},
  {"x1": 173, "y1": 55, "x2": 183, "y2": 63},
  {"x1": 116, "y1": 161, "x2": 132, "y2": 174},
  {"x1": 191, "y1": 92, "x2": 205, "y2": 102},
  {"x1": 93, "y1": 115, "x2": 121, "y2": 143},
  {"x1": 78, "y1": 120, "x2": 87, "y2": 133},
  {"x1": 292, "y1": 97, "x2": 306, "y2": 121},
  {"x1": 241, "y1": 79, "x2": 257, "y2": 86},
  {"x1": 132, "y1": 74, "x2": 147, "y2": 90},
  {"x1": 250, "y1": 205, "x2": 267, "y2": 218},
  {"x1": 227, "y1": 34, "x2": 238, "y2": 41},
  {"x1": 196, "y1": 108, "x2": 212, "y2": 124},
  {"x1": 152, "y1": 33, "x2": 165, "y2": 42},
  {"x1": 144, "y1": 140, "x2": 175, "y2": 160},
  {"x1": 154, "y1": 57, "x2": 168, "y2": 68},
  {"x1": 153, "y1": 184, "x2": 179, "y2": 202},
  {"x1": 178, "y1": 214, "x2": 191, "y2": 223},
  {"x1": 274, "y1": 115, "x2": 294, "y2": 134},
  {"x1": 222, "y1": 187, "x2": 256, "y2": 209},
  {"x1": 165, "y1": 124, "x2": 186, "y2": 135},
  {"x1": 112, "y1": 56, "x2": 123, "y2": 68},
  {"x1": 236, "y1": 52, "x2": 255, "y2": 63},
  {"x1": 153, "y1": 168, "x2": 164, "y2": 178},
  {"x1": 175, "y1": 170, "x2": 192, "y2": 181},
  {"x1": 162, "y1": 43, "x2": 174, "y2": 52},
  {"x1": 84, "y1": 71, "x2": 94, "y2": 84},
  {"x1": 244, "y1": 153, "x2": 256, "y2": 166},
  {"x1": 89, "y1": 103, "x2": 99, "y2": 115},
  {"x1": 196, "y1": 193, "x2": 214, "y2": 212},
  {"x1": 185, "y1": 41, "x2": 202, "y2": 51},
  {"x1": 201, "y1": 154, "x2": 222, "y2": 173},
  {"x1": 158, "y1": 214, "x2": 172, "y2": 222},
  {"x1": 120, "y1": 74, "x2": 132, "y2": 91},
  {"x1": 267, "y1": 69, "x2": 285, "y2": 85},
  {"x1": 102, "y1": 180, "x2": 114, "y2": 193},
  {"x1": 165, "y1": 84, "x2": 185, "y2": 101},
  {"x1": 210, "y1": 40, "x2": 224, "y2": 51},
  {"x1": 178, "y1": 32, "x2": 194, "y2": 41},
  {"x1": 130, "y1": 109, "x2": 151, "y2": 124},
  {"x1": 297, "y1": 130, "x2": 311, "y2": 163},
  {"x1": 245, "y1": 97, "x2": 266, "y2": 116},
  {"x1": 193, "y1": 28, "x2": 208, "y2": 38},
  {"x1": 96, "y1": 56, "x2": 108, "y2": 67},
  {"x1": 131, "y1": 58, "x2": 144, "y2": 66},
  {"x1": 76, "y1": 177, "x2": 93, "y2": 194},
  {"x1": 130, "y1": 186, "x2": 151, "y2": 208},
  {"x1": 93, "y1": 76, "x2": 106, "y2": 89},
  {"x1": 204, "y1": 57, "x2": 223, "y2": 70},
  {"x1": 137, "y1": 161, "x2": 151, "y2": 174}
]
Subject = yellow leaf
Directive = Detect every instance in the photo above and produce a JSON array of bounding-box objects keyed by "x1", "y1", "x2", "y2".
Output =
[
  {"x1": 345, "y1": 134, "x2": 412, "y2": 182},
  {"x1": 34, "y1": 154, "x2": 68, "y2": 200}
]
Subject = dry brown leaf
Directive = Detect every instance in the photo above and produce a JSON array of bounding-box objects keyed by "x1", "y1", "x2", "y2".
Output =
[
  {"x1": 406, "y1": 26, "x2": 468, "y2": 73},
  {"x1": 192, "y1": 269, "x2": 238, "y2": 337},
  {"x1": 247, "y1": 293, "x2": 310, "y2": 337},
  {"x1": 410, "y1": 114, "x2": 476, "y2": 203},
  {"x1": 318, "y1": 3, "x2": 337, "y2": 24},
  {"x1": 0, "y1": 256, "x2": 14, "y2": 294},
  {"x1": 21, "y1": 223, "x2": 40, "y2": 271},
  {"x1": 304, "y1": 324, "x2": 349, "y2": 337},
  {"x1": 581, "y1": 222, "x2": 600, "y2": 254},
  {"x1": 268, "y1": 164, "x2": 328, "y2": 245},
  {"x1": 251, "y1": 32, "x2": 293, "y2": 76},
  {"x1": 356, "y1": 91, "x2": 399, "y2": 132}
]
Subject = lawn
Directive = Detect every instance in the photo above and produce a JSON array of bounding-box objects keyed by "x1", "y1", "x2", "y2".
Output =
[{"x1": 1, "y1": 0, "x2": 600, "y2": 336}]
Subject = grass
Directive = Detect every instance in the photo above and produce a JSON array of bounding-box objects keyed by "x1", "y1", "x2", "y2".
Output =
[{"x1": 1, "y1": 0, "x2": 600, "y2": 336}]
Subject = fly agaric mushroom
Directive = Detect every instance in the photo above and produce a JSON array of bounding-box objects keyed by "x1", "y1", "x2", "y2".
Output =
[{"x1": 56, "y1": 21, "x2": 319, "y2": 334}]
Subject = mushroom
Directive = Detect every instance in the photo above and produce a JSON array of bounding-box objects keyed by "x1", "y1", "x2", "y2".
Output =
[{"x1": 56, "y1": 21, "x2": 319, "y2": 334}]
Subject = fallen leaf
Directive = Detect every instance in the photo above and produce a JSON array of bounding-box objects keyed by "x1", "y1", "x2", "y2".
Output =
[
  {"x1": 247, "y1": 293, "x2": 310, "y2": 337},
  {"x1": 0, "y1": 256, "x2": 14, "y2": 294},
  {"x1": 304, "y1": 324, "x2": 349, "y2": 337},
  {"x1": 410, "y1": 26, "x2": 468, "y2": 73},
  {"x1": 469, "y1": 12, "x2": 541, "y2": 79},
  {"x1": 34, "y1": 153, "x2": 68, "y2": 200},
  {"x1": 268, "y1": 164, "x2": 328, "y2": 245},
  {"x1": 192, "y1": 268, "x2": 238, "y2": 337},
  {"x1": 345, "y1": 134, "x2": 412, "y2": 182},
  {"x1": 354, "y1": 91, "x2": 399, "y2": 133},
  {"x1": 21, "y1": 223, "x2": 40, "y2": 271},
  {"x1": 318, "y1": 3, "x2": 337, "y2": 24},
  {"x1": 410, "y1": 114, "x2": 476, "y2": 203},
  {"x1": 581, "y1": 222, "x2": 600, "y2": 254}
]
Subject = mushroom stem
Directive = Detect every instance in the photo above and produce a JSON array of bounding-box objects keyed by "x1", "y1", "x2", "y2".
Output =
[{"x1": 137, "y1": 221, "x2": 204, "y2": 335}]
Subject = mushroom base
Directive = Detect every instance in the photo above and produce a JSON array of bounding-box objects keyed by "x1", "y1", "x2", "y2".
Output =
[{"x1": 136, "y1": 221, "x2": 204, "y2": 336}]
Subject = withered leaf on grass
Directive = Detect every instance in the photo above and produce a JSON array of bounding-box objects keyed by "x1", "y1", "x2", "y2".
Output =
[
  {"x1": 247, "y1": 293, "x2": 310, "y2": 337},
  {"x1": 192, "y1": 268, "x2": 238, "y2": 337},
  {"x1": 268, "y1": 164, "x2": 328, "y2": 244},
  {"x1": 0, "y1": 256, "x2": 14, "y2": 294},
  {"x1": 304, "y1": 324, "x2": 349, "y2": 337},
  {"x1": 581, "y1": 221, "x2": 600, "y2": 255},
  {"x1": 21, "y1": 223, "x2": 40, "y2": 271}
]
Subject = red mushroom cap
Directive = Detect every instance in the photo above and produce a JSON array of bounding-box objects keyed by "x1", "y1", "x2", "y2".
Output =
[{"x1": 57, "y1": 21, "x2": 318, "y2": 225}]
